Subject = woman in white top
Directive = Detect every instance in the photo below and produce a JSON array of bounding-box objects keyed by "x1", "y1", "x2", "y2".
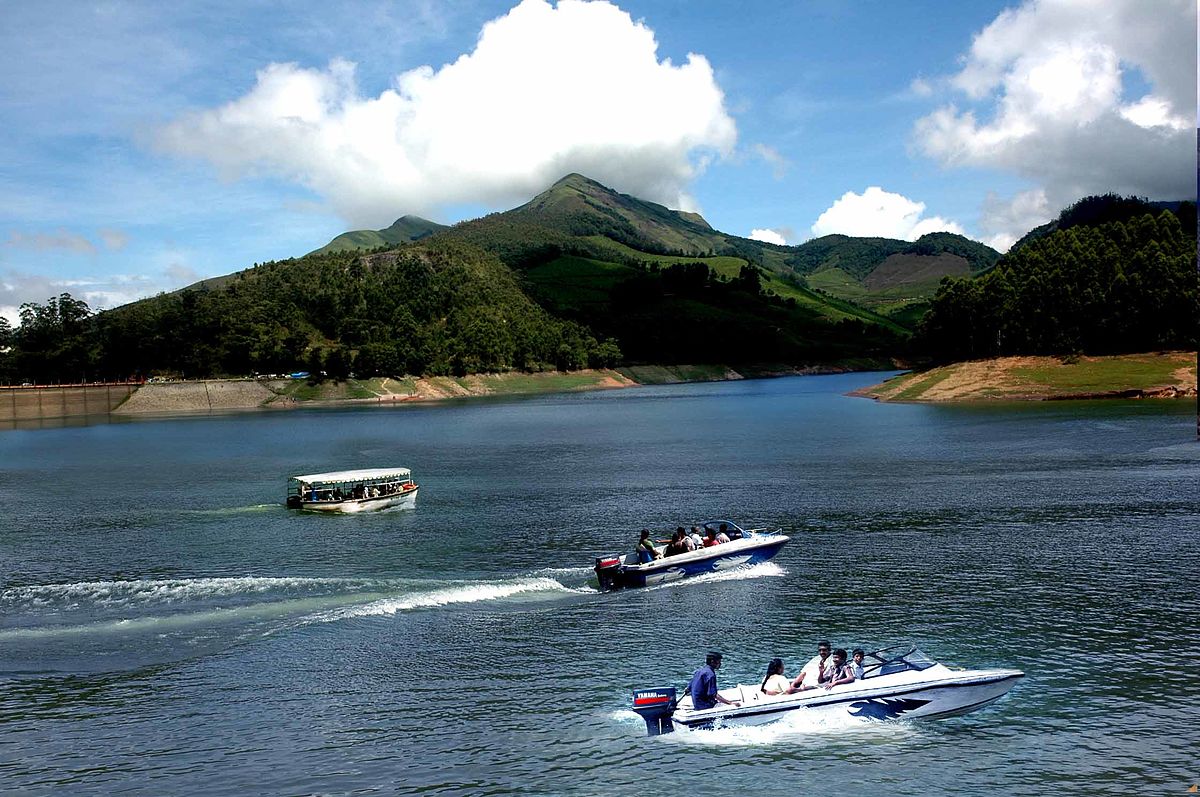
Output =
[{"x1": 760, "y1": 658, "x2": 792, "y2": 696}]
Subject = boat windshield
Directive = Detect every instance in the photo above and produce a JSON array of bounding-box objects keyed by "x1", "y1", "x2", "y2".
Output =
[
  {"x1": 861, "y1": 644, "x2": 937, "y2": 678},
  {"x1": 700, "y1": 521, "x2": 746, "y2": 538}
]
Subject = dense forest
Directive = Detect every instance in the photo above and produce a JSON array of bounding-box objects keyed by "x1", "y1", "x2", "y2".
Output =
[
  {"x1": 1, "y1": 240, "x2": 619, "y2": 384},
  {"x1": 917, "y1": 197, "x2": 1197, "y2": 361},
  {"x1": 0, "y1": 184, "x2": 1193, "y2": 385}
]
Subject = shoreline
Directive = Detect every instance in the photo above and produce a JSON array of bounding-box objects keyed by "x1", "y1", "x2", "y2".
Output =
[
  {"x1": 853, "y1": 352, "x2": 1197, "y2": 403},
  {"x1": 101, "y1": 361, "x2": 886, "y2": 419}
]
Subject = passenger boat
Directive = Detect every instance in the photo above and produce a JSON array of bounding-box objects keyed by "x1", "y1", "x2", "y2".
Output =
[
  {"x1": 286, "y1": 468, "x2": 419, "y2": 513},
  {"x1": 631, "y1": 644, "x2": 1022, "y2": 735},
  {"x1": 594, "y1": 521, "x2": 788, "y2": 591}
]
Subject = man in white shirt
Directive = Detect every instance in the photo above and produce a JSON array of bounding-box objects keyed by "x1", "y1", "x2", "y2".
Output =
[{"x1": 791, "y1": 641, "x2": 833, "y2": 691}]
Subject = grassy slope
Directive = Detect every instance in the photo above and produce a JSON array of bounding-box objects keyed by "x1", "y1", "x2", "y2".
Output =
[
  {"x1": 859, "y1": 352, "x2": 1197, "y2": 402},
  {"x1": 576, "y1": 238, "x2": 908, "y2": 333}
]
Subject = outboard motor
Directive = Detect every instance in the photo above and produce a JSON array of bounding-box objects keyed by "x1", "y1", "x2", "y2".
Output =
[
  {"x1": 631, "y1": 687, "x2": 677, "y2": 736},
  {"x1": 286, "y1": 495, "x2": 302, "y2": 509},
  {"x1": 594, "y1": 556, "x2": 622, "y2": 592}
]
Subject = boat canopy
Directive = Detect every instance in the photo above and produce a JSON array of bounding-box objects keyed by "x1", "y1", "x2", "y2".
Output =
[{"x1": 289, "y1": 468, "x2": 411, "y2": 486}]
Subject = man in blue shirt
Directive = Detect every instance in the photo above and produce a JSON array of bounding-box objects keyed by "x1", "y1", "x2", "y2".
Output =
[{"x1": 688, "y1": 652, "x2": 741, "y2": 710}]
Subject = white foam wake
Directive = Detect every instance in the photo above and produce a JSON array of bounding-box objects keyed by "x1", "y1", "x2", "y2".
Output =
[
  {"x1": 642, "y1": 561, "x2": 786, "y2": 592},
  {"x1": 0, "y1": 576, "x2": 372, "y2": 609},
  {"x1": 323, "y1": 577, "x2": 586, "y2": 621}
]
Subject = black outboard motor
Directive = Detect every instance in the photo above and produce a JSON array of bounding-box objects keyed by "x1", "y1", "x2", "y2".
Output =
[
  {"x1": 594, "y1": 556, "x2": 623, "y2": 592},
  {"x1": 632, "y1": 687, "x2": 677, "y2": 736}
]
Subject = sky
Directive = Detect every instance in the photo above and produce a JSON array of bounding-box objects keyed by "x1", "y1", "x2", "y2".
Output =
[{"x1": 1, "y1": 0, "x2": 1195, "y2": 324}]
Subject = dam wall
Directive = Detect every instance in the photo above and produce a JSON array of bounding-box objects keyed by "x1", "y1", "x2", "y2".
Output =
[{"x1": 1, "y1": 383, "x2": 139, "y2": 430}]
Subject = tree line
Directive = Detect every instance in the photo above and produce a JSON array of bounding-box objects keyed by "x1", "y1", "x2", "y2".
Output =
[{"x1": 917, "y1": 206, "x2": 1197, "y2": 361}]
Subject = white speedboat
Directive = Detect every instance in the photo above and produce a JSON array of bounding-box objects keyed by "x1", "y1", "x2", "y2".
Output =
[
  {"x1": 594, "y1": 521, "x2": 788, "y2": 591},
  {"x1": 632, "y1": 644, "x2": 1022, "y2": 735},
  {"x1": 286, "y1": 468, "x2": 419, "y2": 513}
]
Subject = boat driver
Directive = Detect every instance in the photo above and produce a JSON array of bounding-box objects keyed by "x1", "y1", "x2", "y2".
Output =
[{"x1": 688, "y1": 652, "x2": 740, "y2": 710}]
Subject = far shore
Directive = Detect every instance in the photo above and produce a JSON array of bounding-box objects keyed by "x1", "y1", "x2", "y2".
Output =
[
  {"x1": 105, "y1": 361, "x2": 879, "y2": 417},
  {"x1": 853, "y1": 351, "x2": 1197, "y2": 403}
]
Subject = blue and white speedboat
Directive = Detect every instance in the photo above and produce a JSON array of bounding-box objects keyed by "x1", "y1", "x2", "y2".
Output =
[
  {"x1": 631, "y1": 644, "x2": 1023, "y2": 736},
  {"x1": 593, "y1": 521, "x2": 788, "y2": 591}
]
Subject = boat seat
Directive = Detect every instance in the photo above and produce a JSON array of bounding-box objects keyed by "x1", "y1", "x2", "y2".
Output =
[{"x1": 739, "y1": 685, "x2": 764, "y2": 704}]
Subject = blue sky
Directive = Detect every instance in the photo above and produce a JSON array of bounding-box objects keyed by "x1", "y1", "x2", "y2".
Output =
[{"x1": 1, "y1": 0, "x2": 1194, "y2": 323}]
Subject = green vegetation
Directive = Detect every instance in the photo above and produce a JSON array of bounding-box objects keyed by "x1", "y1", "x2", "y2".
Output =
[
  {"x1": 1010, "y1": 354, "x2": 1194, "y2": 393},
  {"x1": 309, "y1": 215, "x2": 447, "y2": 256},
  {"x1": 862, "y1": 352, "x2": 1195, "y2": 402},
  {"x1": 7, "y1": 179, "x2": 1188, "y2": 391},
  {"x1": 918, "y1": 198, "x2": 1197, "y2": 361}
]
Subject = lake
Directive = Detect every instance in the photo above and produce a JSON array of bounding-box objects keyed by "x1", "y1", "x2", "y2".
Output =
[{"x1": 1, "y1": 372, "x2": 1197, "y2": 795}]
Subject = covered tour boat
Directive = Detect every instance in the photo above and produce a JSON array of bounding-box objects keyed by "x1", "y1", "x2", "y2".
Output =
[
  {"x1": 286, "y1": 468, "x2": 419, "y2": 513},
  {"x1": 594, "y1": 520, "x2": 788, "y2": 591},
  {"x1": 631, "y1": 644, "x2": 1022, "y2": 735}
]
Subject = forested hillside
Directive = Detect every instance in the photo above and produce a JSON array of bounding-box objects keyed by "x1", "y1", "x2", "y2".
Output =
[
  {"x1": 2, "y1": 181, "x2": 1190, "y2": 386},
  {"x1": 917, "y1": 198, "x2": 1197, "y2": 361}
]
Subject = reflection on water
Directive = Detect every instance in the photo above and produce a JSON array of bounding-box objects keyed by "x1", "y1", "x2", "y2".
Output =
[{"x1": 0, "y1": 373, "x2": 1196, "y2": 796}]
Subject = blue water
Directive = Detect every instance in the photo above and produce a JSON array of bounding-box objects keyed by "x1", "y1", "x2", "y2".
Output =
[{"x1": 1, "y1": 373, "x2": 1197, "y2": 795}]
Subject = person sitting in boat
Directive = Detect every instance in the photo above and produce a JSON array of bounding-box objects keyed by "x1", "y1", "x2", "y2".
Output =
[
  {"x1": 760, "y1": 658, "x2": 792, "y2": 696},
  {"x1": 791, "y1": 640, "x2": 833, "y2": 691},
  {"x1": 716, "y1": 523, "x2": 732, "y2": 543},
  {"x1": 703, "y1": 528, "x2": 723, "y2": 547},
  {"x1": 332, "y1": 488, "x2": 344, "y2": 501},
  {"x1": 850, "y1": 649, "x2": 866, "y2": 680},
  {"x1": 689, "y1": 652, "x2": 740, "y2": 710},
  {"x1": 687, "y1": 526, "x2": 704, "y2": 549},
  {"x1": 823, "y1": 649, "x2": 856, "y2": 690},
  {"x1": 664, "y1": 529, "x2": 690, "y2": 557},
  {"x1": 636, "y1": 530, "x2": 661, "y2": 563},
  {"x1": 679, "y1": 527, "x2": 697, "y2": 552}
]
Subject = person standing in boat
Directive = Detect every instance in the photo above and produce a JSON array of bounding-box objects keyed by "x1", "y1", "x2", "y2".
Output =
[
  {"x1": 689, "y1": 652, "x2": 740, "y2": 710},
  {"x1": 636, "y1": 530, "x2": 661, "y2": 563}
]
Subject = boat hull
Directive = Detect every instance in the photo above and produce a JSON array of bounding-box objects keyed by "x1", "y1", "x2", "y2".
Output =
[
  {"x1": 299, "y1": 487, "x2": 418, "y2": 513},
  {"x1": 596, "y1": 535, "x2": 788, "y2": 591},
  {"x1": 672, "y1": 667, "x2": 1023, "y2": 731}
]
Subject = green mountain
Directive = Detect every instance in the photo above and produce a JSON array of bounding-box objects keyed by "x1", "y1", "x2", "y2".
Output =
[
  {"x1": 793, "y1": 232, "x2": 1001, "y2": 328},
  {"x1": 918, "y1": 203, "x2": 1197, "y2": 361},
  {"x1": 309, "y1": 215, "x2": 447, "y2": 255},
  {"x1": 1008, "y1": 194, "x2": 1196, "y2": 253},
  {"x1": 11, "y1": 173, "x2": 942, "y2": 382}
]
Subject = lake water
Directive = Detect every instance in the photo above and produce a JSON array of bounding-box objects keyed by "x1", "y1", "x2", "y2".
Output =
[{"x1": 1, "y1": 373, "x2": 1197, "y2": 796}]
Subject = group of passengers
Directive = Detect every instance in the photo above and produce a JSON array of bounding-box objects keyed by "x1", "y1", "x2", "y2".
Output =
[
  {"x1": 635, "y1": 524, "x2": 738, "y2": 563},
  {"x1": 302, "y1": 481, "x2": 412, "y2": 503},
  {"x1": 760, "y1": 641, "x2": 867, "y2": 695},
  {"x1": 688, "y1": 643, "x2": 869, "y2": 711}
]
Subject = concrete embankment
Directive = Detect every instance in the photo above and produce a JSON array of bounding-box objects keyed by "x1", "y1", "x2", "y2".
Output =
[
  {"x1": 1, "y1": 383, "x2": 139, "y2": 430},
  {"x1": 114, "y1": 380, "x2": 286, "y2": 414},
  {"x1": 855, "y1": 351, "x2": 1197, "y2": 402}
]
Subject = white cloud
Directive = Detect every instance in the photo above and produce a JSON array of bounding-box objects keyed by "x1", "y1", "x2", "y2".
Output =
[
  {"x1": 751, "y1": 143, "x2": 789, "y2": 178},
  {"x1": 97, "y1": 228, "x2": 130, "y2": 251},
  {"x1": 913, "y1": 0, "x2": 1195, "y2": 226},
  {"x1": 978, "y1": 188, "x2": 1052, "y2": 252},
  {"x1": 810, "y1": 187, "x2": 966, "y2": 241},
  {"x1": 748, "y1": 228, "x2": 787, "y2": 245},
  {"x1": 5, "y1": 229, "x2": 97, "y2": 254},
  {"x1": 0, "y1": 266, "x2": 195, "y2": 326},
  {"x1": 155, "y1": 0, "x2": 737, "y2": 227}
]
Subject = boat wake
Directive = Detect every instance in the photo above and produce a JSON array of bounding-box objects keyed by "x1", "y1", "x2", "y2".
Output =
[
  {"x1": 0, "y1": 572, "x2": 593, "y2": 673},
  {"x1": 641, "y1": 561, "x2": 786, "y2": 592},
  {"x1": 610, "y1": 704, "x2": 923, "y2": 747}
]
